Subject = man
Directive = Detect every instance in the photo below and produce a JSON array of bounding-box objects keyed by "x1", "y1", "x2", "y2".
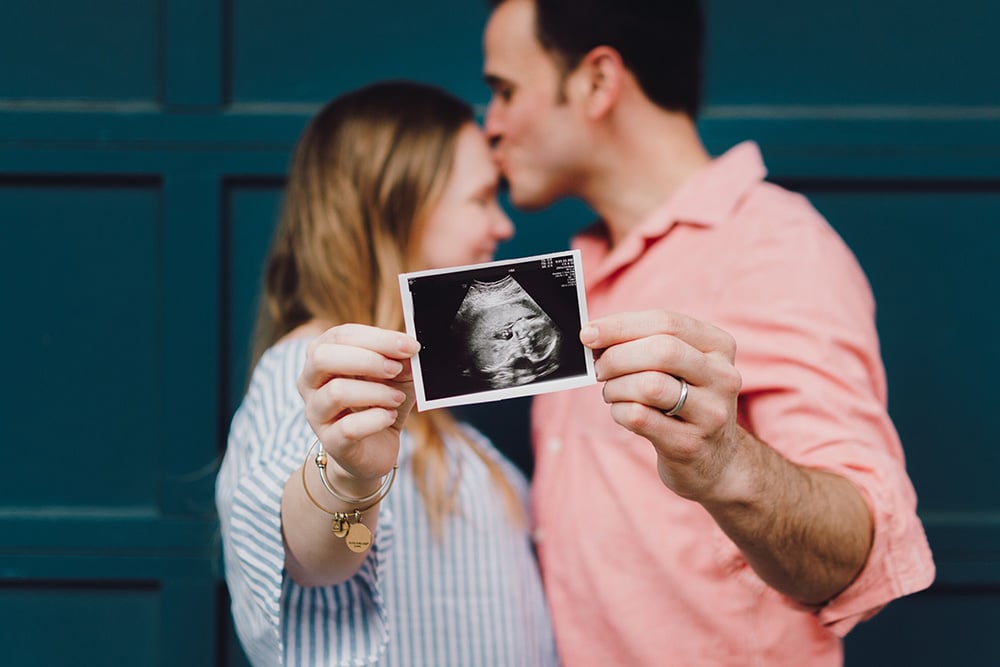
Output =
[{"x1": 481, "y1": 1, "x2": 935, "y2": 664}]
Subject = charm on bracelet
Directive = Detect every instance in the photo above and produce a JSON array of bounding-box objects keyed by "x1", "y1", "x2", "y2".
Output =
[{"x1": 301, "y1": 439, "x2": 397, "y2": 554}]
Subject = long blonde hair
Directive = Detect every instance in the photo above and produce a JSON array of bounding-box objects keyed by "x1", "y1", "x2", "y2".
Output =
[{"x1": 252, "y1": 81, "x2": 521, "y2": 532}]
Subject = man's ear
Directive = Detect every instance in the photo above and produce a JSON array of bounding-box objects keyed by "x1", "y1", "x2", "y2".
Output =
[{"x1": 573, "y1": 46, "x2": 623, "y2": 119}]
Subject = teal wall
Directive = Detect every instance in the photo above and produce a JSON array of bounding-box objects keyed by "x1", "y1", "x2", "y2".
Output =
[{"x1": 1, "y1": 1, "x2": 997, "y2": 664}]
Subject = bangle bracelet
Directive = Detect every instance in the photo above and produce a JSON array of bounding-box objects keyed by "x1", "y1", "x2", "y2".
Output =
[
  {"x1": 300, "y1": 439, "x2": 398, "y2": 554},
  {"x1": 310, "y1": 438, "x2": 393, "y2": 505}
]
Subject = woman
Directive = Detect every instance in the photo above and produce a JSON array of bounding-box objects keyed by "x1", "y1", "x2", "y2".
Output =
[{"x1": 216, "y1": 81, "x2": 557, "y2": 667}]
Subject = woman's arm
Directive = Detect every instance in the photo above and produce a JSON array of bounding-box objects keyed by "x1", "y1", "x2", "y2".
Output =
[{"x1": 282, "y1": 324, "x2": 419, "y2": 586}]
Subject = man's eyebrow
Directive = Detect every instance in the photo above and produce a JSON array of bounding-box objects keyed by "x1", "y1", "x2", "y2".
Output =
[{"x1": 483, "y1": 74, "x2": 507, "y2": 89}]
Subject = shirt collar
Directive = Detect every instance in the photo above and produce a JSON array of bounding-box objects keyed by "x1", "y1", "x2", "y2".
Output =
[
  {"x1": 639, "y1": 140, "x2": 768, "y2": 237},
  {"x1": 576, "y1": 141, "x2": 768, "y2": 283}
]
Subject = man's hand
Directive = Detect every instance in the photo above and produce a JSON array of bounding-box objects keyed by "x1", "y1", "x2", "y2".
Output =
[
  {"x1": 581, "y1": 309, "x2": 873, "y2": 604},
  {"x1": 581, "y1": 309, "x2": 744, "y2": 502}
]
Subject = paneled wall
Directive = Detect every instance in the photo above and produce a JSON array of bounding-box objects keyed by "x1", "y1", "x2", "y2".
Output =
[{"x1": 1, "y1": 0, "x2": 997, "y2": 665}]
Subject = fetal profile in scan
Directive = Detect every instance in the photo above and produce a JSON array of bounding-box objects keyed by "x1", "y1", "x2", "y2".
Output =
[{"x1": 450, "y1": 275, "x2": 562, "y2": 390}]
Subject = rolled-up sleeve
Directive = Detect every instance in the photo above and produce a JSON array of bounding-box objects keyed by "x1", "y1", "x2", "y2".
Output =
[{"x1": 722, "y1": 203, "x2": 935, "y2": 634}]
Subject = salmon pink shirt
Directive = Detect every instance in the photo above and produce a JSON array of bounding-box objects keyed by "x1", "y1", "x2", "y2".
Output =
[{"x1": 531, "y1": 142, "x2": 935, "y2": 666}]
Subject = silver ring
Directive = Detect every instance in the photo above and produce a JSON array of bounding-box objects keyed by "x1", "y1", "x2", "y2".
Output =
[{"x1": 662, "y1": 376, "x2": 688, "y2": 417}]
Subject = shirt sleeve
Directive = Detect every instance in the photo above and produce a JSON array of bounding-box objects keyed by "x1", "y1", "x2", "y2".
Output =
[
  {"x1": 216, "y1": 344, "x2": 393, "y2": 666},
  {"x1": 719, "y1": 193, "x2": 935, "y2": 635}
]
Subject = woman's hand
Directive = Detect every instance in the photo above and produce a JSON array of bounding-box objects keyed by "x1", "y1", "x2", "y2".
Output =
[{"x1": 297, "y1": 324, "x2": 420, "y2": 494}]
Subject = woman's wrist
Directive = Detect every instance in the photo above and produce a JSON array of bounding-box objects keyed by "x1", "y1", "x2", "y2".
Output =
[
  {"x1": 319, "y1": 454, "x2": 384, "y2": 499},
  {"x1": 297, "y1": 439, "x2": 396, "y2": 557}
]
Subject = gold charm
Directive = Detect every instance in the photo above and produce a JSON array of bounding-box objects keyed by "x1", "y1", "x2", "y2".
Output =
[
  {"x1": 345, "y1": 521, "x2": 373, "y2": 553},
  {"x1": 330, "y1": 515, "x2": 349, "y2": 538}
]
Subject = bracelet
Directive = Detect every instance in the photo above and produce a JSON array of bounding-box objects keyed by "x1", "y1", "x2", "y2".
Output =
[
  {"x1": 300, "y1": 438, "x2": 397, "y2": 554},
  {"x1": 311, "y1": 438, "x2": 394, "y2": 505}
]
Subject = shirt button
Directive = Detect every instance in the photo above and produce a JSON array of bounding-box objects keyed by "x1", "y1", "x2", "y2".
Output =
[
  {"x1": 547, "y1": 437, "x2": 562, "y2": 453},
  {"x1": 533, "y1": 528, "x2": 545, "y2": 543}
]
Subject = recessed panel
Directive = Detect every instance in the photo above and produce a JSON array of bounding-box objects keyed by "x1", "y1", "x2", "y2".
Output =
[
  {"x1": 798, "y1": 186, "x2": 1000, "y2": 513},
  {"x1": 0, "y1": 179, "x2": 160, "y2": 506},
  {"x1": 228, "y1": 0, "x2": 489, "y2": 103},
  {"x1": 0, "y1": 582, "x2": 159, "y2": 666},
  {"x1": 705, "y1": 0, "x2": 996, "y2": 107},
  {"x1": 225, "y1": 182, "x2": 285, "y2": 420},
  {"x1": 844, "y1": 587, "x2": 1000, "y2": 665},
  {"x1": 0, "y1": 0, "x2": 160, "y2": 102}
]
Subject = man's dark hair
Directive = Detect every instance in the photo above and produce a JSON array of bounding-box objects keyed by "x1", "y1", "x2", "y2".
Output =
[{"x1": 488, "y1": 0, "x2": 704, "y2": 117}]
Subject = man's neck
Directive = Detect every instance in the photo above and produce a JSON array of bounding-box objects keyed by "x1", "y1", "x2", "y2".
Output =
[{"x1": 583, "y1": 111, "x2": 711, "y2": 248}]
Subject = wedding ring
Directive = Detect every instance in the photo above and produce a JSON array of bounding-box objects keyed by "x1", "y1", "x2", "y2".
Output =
[{"x1": 662, "y1": 376, "x2": 688, "y2": 417}]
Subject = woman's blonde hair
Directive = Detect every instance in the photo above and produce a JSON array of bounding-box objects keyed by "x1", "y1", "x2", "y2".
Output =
[{"x1": 252, "y1": 81, "x2": 521, "y2": 532}]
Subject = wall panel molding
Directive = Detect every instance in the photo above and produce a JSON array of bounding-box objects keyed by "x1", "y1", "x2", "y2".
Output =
[{"x1": 1, "y1": 2, "x2": 997, "y2": 664}]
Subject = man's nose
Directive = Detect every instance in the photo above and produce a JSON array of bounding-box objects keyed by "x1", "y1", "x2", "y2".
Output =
[{"x1": 484, "y1": 101, "x2": 502, "y2": 147}]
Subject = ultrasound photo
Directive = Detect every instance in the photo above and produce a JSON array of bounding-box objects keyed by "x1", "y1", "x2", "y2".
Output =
[{"x1": 399, "y1": 250, "x2": 596, "y2": 411}]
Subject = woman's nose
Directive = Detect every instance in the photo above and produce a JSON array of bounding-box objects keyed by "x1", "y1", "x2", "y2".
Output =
[{"x1": 493, "y1": 207, "x2": 515, "y2": 241}]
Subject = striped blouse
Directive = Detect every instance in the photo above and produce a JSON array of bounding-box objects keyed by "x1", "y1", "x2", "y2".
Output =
[{"x1": 216, "y1": 338, "x2": 558, "y2": 667}]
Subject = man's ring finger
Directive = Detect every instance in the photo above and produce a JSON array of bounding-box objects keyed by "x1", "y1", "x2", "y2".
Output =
[{"x1": 662, "y1": 376, "x2": 688, "y2": 417}]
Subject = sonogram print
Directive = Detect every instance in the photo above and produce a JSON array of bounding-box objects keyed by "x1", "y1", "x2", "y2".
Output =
[
  {"x1": 399, "y1": 249, "x2": 595, "y2": 411},
  {"x1": 450, "y1": 275, "x2": 562, "y2": 390}
]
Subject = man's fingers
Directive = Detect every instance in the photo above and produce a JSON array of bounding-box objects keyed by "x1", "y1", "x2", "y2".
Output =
[
  {"x1": 582, "y1": 310, "x2": 736, "y2": 360},
  {"x1": 601, "y1": 370, "x2": 690, "y2": 413},
  {"x1": 593, "y1": 334, "x2": 713, "y2": 388},
  {"x1": 601, "y1": 373, "x2": 731, "y2": 432}
]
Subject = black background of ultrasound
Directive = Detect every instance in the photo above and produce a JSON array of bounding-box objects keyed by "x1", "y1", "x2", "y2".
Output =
[{"x1": 407, "y1": 259, "x2": 588, "y2": 401}]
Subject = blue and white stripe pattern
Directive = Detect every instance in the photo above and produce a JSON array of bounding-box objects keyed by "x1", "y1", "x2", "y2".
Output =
[{"x1": 217, "y1": 338, "x2": 558, "y2": 666}]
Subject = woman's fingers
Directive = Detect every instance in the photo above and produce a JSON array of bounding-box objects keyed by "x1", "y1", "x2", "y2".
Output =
[
  {"x1": 304, "y1": 377, "x2": 406, "y2": 426},
  {"x1": 314, "y1": 407, "x2": 400, "y2": 447},
  {"x1": 299, "y1": 325, "x2": 419, "y2": 397},
  {"x1": 311, "y1": 323, "x2": 419, "y2": 360}
]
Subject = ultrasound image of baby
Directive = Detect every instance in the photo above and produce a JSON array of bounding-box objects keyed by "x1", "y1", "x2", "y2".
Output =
[{"x1": 450, "y1": 275, "x2": 562, "y2": 390}]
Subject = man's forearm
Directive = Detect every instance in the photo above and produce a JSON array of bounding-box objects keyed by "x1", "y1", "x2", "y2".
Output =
[{"x1": 690, "y1": 428, "x2": 874, "y2": 605}]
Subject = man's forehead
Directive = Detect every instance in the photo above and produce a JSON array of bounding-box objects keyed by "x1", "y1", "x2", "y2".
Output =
[
  {"x1": 484, "y1": 5, "x2": 564, "y2": 90},
  {"x1": 484, "y1": 0, "x2": 541, "y2": 62}
]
